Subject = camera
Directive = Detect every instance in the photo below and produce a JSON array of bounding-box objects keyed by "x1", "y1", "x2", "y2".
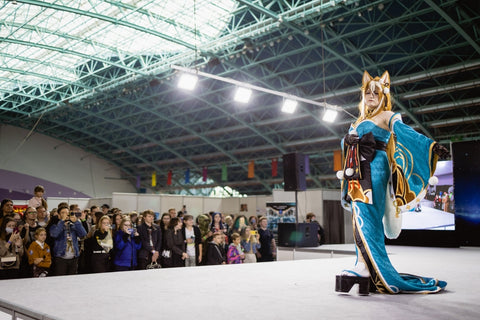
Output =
[
  {"x1": 74, "y1": 211, "x2": 82, "y2": 218},
  {"x1": 250, "y1": 230, "x2": 257, "y2": 235}
]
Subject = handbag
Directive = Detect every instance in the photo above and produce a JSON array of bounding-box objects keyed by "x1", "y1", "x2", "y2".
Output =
[
  {"x1": 146, "y1": 261, "x2": 162, "y2": 269},
  {"x1": 0, "y1": 254, "x2": 17, "y2": 268},
  {"x1": 161, "y1": 249, "x2": 171, "y2": 258}
]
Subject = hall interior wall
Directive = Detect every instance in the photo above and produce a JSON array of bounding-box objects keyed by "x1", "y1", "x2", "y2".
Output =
[{"x1": 0, "y1": 124, "x2": 136, "y2": 199}]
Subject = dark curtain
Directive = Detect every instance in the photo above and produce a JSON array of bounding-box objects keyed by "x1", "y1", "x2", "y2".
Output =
[{"x1": 323, "y1": 200, "x2": 345, "y2": 244}]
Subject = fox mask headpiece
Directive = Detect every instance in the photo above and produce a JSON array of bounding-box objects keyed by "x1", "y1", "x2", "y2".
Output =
[{"x1": 358, "y1": 70, "x2": 391, "y2": 120}]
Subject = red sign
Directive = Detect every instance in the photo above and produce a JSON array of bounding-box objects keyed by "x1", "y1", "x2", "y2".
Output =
[{"x1": 13, "y1": 205, "x2": 28, "y2": 217}]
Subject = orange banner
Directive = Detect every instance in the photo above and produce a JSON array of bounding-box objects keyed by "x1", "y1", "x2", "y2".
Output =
[
  {"x1": 333, "y1": 149, "x2": 342, "y2": 171},
  {"x1": 248, "y1": 160, "x2": 255, "y2": 178}
]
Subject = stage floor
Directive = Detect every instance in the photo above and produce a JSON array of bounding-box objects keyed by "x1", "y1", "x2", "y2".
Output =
[{"x1": 0, "y1": 244, "x2": 479, "y2": 320}]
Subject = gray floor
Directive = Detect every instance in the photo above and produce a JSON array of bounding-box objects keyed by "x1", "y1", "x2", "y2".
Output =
[{"x1": 0, "y1": 244, "x2": 479, "y2": 320}]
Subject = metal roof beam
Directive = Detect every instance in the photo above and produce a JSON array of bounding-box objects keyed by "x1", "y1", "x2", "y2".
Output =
[
  {"x1": 425, "y1": 0, "x2": 480, "y2": 55},
  {"x1": 21, "y1": 0, "x2": 195, "y2": 50}
]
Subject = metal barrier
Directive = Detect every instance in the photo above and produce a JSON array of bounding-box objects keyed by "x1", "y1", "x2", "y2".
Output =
[{"x1": 0, "y1": 300, "x2": 57, "y2": 320}]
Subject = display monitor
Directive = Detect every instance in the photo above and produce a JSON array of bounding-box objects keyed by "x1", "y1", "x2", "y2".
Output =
[
  {"x1": 401, "y1": 160, "x2": 454, "y2": 231},
  {"x1": 452, "y1": 140, "x2": 480, "y2": 246},
  {"x1": 386, "y1": 159, "x2": 458, "y2": 247}
]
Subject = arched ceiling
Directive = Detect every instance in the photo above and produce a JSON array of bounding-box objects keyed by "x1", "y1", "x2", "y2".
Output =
[{"x1": 1, "y1": 0, "x2": 479, "y2": 195}]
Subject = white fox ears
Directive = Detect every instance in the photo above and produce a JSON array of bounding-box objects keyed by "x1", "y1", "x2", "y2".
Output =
[
  {"x1": 379, "y1": 70, "x2": 390, "y2": 86},
  {"x1": 362, "y1": 70, "x2": 390, "y2": 94},
  {"x1": 362, "y1": 70, "x2": 373, "y2": 87},
  {"x1": 379, "y1": 71, "x2": 390, "y2": 94}
]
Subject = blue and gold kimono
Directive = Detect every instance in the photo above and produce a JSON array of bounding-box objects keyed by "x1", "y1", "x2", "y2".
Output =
[{"x1": 341, "y1": 113, "x2": 447, "y2": 294}]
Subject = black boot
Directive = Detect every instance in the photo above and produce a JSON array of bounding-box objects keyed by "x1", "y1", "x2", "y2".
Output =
[{"x1": 335, "y1": 275, "x2": 370, "y2": 295}]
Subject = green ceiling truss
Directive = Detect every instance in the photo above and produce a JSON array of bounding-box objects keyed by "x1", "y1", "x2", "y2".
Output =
[{"x1": 1, "y1": 0, "x2": 479, "y2": 195}]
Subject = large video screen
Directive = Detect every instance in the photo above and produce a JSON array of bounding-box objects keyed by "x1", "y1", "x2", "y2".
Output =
[
  {"x1": 401, "y1": 160, "x2": 455, "y2": 230},
  {"x1": 452, "y1": 141, "x2": 480, "y2": 245}
]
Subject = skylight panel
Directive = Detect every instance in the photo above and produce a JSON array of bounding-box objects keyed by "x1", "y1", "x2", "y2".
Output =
[{"x1": 0, "y1": 0, "x2": 238, "y2": 90}]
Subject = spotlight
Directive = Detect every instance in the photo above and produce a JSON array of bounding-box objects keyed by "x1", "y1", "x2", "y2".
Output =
[
  {"x1": 234, "y1": 87, "x2": 252, "y2": 104},
  {"x1": 282, "y1": 99, "x2": 298, "y2": 114},
  {"x1": 323, "y1": 109, "x2": 338, "y2": 123},
  {"x1": 177, "y1": 73, "x2": 198, "y2": 91}
]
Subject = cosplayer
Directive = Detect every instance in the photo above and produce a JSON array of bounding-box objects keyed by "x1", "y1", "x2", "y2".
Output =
[{"x1": 336, "y1": 70, "x2": 449, "y2": 295}]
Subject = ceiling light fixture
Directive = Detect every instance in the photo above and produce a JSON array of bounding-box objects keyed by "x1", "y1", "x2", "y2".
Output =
[
  {"x1": 322, "y1": 109, "x2": 338, "y2": 122},
  {"x1": 234, "y1": 87, "x2": 252, "y2": 104},
  {"x1": 177, "y1": 73, "x2": 198, "y2": 91},
  {"x1": 171, "y1": 65, "x2": 349, "y2": 120},
  {"x1": 282, "y1": 99, "x2": 298, "y2": 114}
]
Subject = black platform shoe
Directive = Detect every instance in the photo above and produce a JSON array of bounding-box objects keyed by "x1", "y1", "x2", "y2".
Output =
[{"x1": 335, "y1": 275, "x2": 370, "y2": 295}]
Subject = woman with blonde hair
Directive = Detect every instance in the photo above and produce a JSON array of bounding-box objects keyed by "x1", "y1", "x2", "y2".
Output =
[
  {"x1": 336, "y1": 70, "x2": 449, "y2": 295},
  {"x1": 240, "y1": 226, "x2": 260, "y2": 263},
  {"x1": 88, "y1": 215, "x2": 113, "y2": 273}
]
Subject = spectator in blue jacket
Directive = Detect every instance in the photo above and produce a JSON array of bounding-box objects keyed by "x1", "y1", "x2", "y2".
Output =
[
  {"x1": 113, "y1": 218, "x2": 141, "y2": 271},
  {"x1": 49, "y1": 206, "x2": 87, "y2": 276}
]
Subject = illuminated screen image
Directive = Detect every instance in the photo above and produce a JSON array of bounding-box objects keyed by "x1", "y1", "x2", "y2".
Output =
[
  {"x1": 401, "y1": 160, "x2": 455, "y2": 230},
  {"x1": 452, "y1": 140, "x2": 480, "y2": 245}
]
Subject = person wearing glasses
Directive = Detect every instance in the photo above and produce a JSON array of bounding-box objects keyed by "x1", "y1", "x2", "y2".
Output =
[
  {"x1": 19, "y1": 207, "x2": 40, "y2": 277},
  {"x1": 36, "y1": 205, "x2": 49, "y2": 228},
  {"x1": 113, "y1": 218, "x2": 141, "y2": 271},
  {"x1": 22, "y1": 207, "x2": 39, "y2": 248}
]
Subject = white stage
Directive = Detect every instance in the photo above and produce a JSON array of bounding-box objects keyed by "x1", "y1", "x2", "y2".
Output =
[{"x1": 0, "y1": 244, "x2": 479, "y2": 320}]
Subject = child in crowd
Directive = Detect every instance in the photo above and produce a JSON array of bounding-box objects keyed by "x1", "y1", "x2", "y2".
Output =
[
  {"x1": 227, "y1": 233, "x2": 244, "y2": 264},
  {"x1": 28, "y1": 185, "x2": 48, "y2": 211},
  {"x1": 206, "y1": 232, "x2": 226, "y2": 265},
  {"x1": 27, "y1": 228, "x2": 51, "y2": 277}
]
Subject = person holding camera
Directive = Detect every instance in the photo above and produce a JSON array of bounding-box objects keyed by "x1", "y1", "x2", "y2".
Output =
[
  {"x1": 240, "y1": 226, "x2": 260, "y2": 263},
  {"x1": 113, "y1": 218, "x2": 141, "y2": 271},
  {"x1": 0, "y1": 217, "x2": 25, "y2": 279},
  {"x1": 49, "y1": 206, "x2": 87, "y2": 276}
]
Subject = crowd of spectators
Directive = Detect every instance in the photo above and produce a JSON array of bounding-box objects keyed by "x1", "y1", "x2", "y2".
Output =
[{"x1": 0, "y1": 187, "x2": 277, "y2": 280}]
